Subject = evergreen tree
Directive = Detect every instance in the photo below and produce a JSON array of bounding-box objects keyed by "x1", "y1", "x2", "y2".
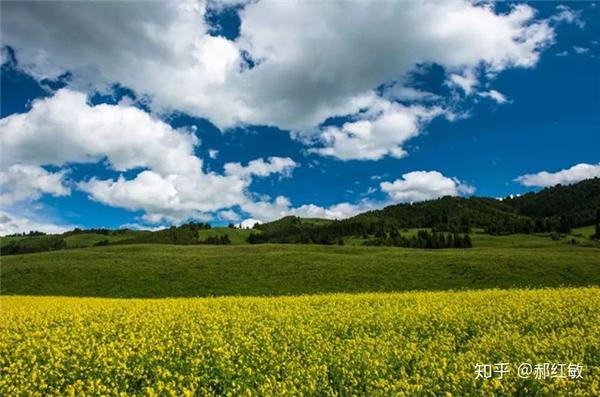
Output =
[
  {"x1": 463, "y1": 234, "x2": 472, "y2": 248},
  {"x1": 460, "y1": 216, "x2": 471, "y2": 234},
  {"x1": 558, "y1": 215, "x2": 572, "y2": 234}
]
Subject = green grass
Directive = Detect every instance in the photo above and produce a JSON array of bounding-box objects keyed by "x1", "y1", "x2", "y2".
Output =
[
  {"x1": 2, "y1": 237, "x2": 598, "y2": 298},
  {"x1": 344, "y1": 228, "x2": 600, "y2": 248},
  {"x1": 197, "y1": 227, "x2": 257, "y2": 245}
]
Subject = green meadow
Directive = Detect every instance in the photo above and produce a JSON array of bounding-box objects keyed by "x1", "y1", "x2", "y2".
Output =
[{"x1": 2, "y1": 229, "x2": 598, "y2": 298}]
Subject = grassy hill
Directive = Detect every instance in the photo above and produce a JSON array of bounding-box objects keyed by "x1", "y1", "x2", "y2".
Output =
[
  {"x1": 2, "y1": 233, "x2": 598, "y2": 298},
  {"x1": 197, "y1": 227, "x2": 257, "y2": 245}
]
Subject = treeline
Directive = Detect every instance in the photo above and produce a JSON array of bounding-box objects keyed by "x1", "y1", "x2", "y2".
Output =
[
  {"x1": 2, "y1": 235, "x2": 66, "y2": 255},
  {"x1": 248, "y1": 219, "x2": 472, "y2": 249},
  {"x1": 62, "y1": 228, "x2": 133, "y2": 236},
  {"x1": 484, "y1": 215, "x2": 575, "y2": 235},
  {"x1": 5, "y1": 230, "x2": 47, "y2": 237},
  {"x1": 3, "y1": 222, "x2": 229, "y2": 255},
  {"x1": 114, "y1": 222, "x2": 222, "y2": 246},
  {"x1": 202, "y1": 235, "x2": 231, "y2": 245},
  {"x1": 364, "y1": 230, "x2": 472, "y2": 249}
]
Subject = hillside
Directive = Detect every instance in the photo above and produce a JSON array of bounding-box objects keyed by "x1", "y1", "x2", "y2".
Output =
[
  {"x1": 2, "y1": 232, "x2": 599, "y2": 298},
  {"x1": 347, "y1": 178, "x2": 600, "y2": 231},
  {"x1": 505, "y1": 177, "x2": 600, "y2": 223},
  {"x1": 254, "y1": 178, "x2": 600, "y2": 242}
]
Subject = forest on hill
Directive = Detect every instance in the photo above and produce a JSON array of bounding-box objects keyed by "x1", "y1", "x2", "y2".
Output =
[{"x1": 252, "y1": 178, "x2": 600, "y2": 243}]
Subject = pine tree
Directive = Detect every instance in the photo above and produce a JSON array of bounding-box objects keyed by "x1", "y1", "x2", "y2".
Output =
[
  {"x1": 446, "y1": 233, "x2": 454, "y2": 248},
  {"x1": 463, "y1": 234, "x2": 472, "y2": 248}
]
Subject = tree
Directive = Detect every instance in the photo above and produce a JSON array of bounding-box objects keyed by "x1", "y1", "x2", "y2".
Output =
[
  {"x1": 446, "y1": 233, "x2": 455, "y2": 248},
  {"x1": 463, "y1": 234, "x2": 472, "y2": 248},
  {"x1": 593, "y1": 209, "x2": 600, "y2": 240},
  {"x1": 460, "y1": 216, "x2": 471, "y2": 234},
  {"x1": 558, "y1": 215, "x2": 572, "y2": 234}
]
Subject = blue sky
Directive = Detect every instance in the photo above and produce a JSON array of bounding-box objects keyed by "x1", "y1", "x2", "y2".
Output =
[{"x1": 1, "y1": 1, "x2": 599, "y2": 233}]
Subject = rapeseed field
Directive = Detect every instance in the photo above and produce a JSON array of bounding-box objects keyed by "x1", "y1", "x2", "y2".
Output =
[{"x1": 1, "y1": 288, "x2": 598, "y2": 396}]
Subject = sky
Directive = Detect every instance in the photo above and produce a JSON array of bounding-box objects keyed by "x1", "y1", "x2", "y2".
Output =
[{"x1": 1, "y1": 0, "x2": 599, "y2": 234}]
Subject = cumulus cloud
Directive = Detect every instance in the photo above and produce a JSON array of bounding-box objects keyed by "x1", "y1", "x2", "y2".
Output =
[
  {"x1": 0, "y1": 164, "x2": 70, "y2": 205},
  {"x1": 477, "y1": 89, "x2": 509, "y2": 104},
  {"x1": 77, "y1": 157, "x2": 297, "y2": 224},
  {"x1": 381, "y1": 171, "x2": 475, "y2": 203},
  {"x1": 311, "y1": 99, "x2": 445, "y2": 160},
  {"x1": 0, "y1": 211, "x2": 72, "y2": 235},
  {"x1": 239, "y1": 218, "x2": 261, "y2": 229},
  {"x1": 218, "y1": 209, "x2": 241, "y2": 222},
  {"x1": 0, "y1": 89, "x2": 298, "y2": 224},
  {"x1": 515, "y1": 163, "x2": 600, "y2": 187},
  {"x1": 238, "y1": 195, "x2": 373, "y2": 224},
  {"x1": 2, "y1": 1, "x2": 561, "y2": 160},
  {"x1": 1, "y1": 89, "x2": 200, "y2": 175},
  {"x1": 224, "y1": 157, "x2": 297, "y2": 179}
]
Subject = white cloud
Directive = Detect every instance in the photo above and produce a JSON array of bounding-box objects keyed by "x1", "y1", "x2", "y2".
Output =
[
  {"x1": 239, "y1": 218, "x2": 261, "y2": 229},
  {"x1": 382, "y1": 83, "x2": 440, "y2": 102},
  {"x1": 1, "y1": 1, "x2": 560, "y2": 160},
  {"x1": 1, "y1": 89, "x2": 200, "y2": 175},
  {"x1": 239, "y1": 196, "x2": 372, "y2": 224},
  {"x1": 78, "y1": 157, "x2": 296, "y2": 224},
  {"x1": 573, "y1": 46, "x2": 590, "y2": 55},
  {"x1": 0, "y1": 164, "x2": 70, "y2": 205},
  {"x1": 551, "y1": 5, "x2": 585, "y2": 28},
  {"x1": 290, "y1": 202, "x2": 370, "y2": 220},
  {"x1": 477, "y1": 89, "x2": 509, "y2": 104},
  {"x1": 0, "y1": 89, "x2": 298, "y2": 224},
  {"x1": 208, "y1": 149, "x2": 219, "y2": 159},
  {"x1": 0, "y1": 211, "x2": 72, "y2": 235},
  {"x1": 311, "y1": 98, "x2": 445, "y2": 160},
  {"x1": 218, "y1": 209, "x2": 241, "y2": 222},
  {"x1": 119, "y1": 223, "x2": 167, "y2": 232},
  {"x1": 448, "y1": 69, "x2": 478, "y2": 95},
  {"x1": 556, "y1": 50, "x2": 569, "y2": 57},
  {"x1": 515, "y1": 163, "x2": 600, "y2": 187},
  {"x1": 224, "y1": 157, "x2": 297, "y2": 179},
  {"x1": 381, "y1": 171, "x2": 475, "y2": 203}
]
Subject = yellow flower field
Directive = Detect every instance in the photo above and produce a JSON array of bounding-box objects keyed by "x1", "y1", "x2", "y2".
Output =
[{"x1": 1, "y1": 288, "x2": 599, "y2": 396}]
